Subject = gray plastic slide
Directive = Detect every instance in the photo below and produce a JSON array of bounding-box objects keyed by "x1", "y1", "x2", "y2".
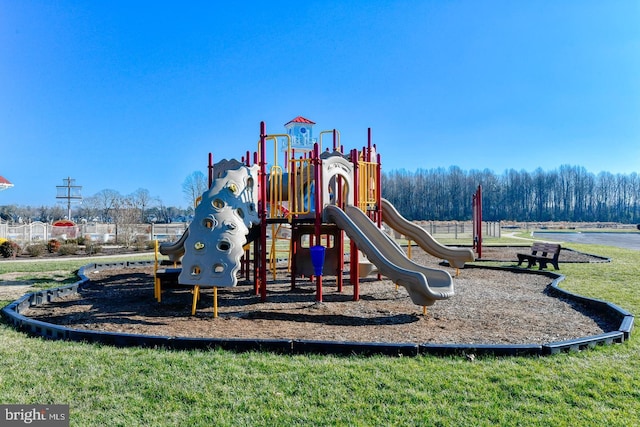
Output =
[
  {"x1": 325, "y1": 205, "x2": 454, "y2": 307},
  {"x1": 380, "y1": 198, "x2": 475, "y2": 269},
  {"x1": 158, "y1": 228, "x2": 188, "y2": 263}
]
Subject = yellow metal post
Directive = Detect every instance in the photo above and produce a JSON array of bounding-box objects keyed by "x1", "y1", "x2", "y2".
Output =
[
  {"x1": 213, "y1": 286, "x2": 218, "y2": 318},
  {"x1": 191, "y1": 285, "x2": 200, "y2": 316}
]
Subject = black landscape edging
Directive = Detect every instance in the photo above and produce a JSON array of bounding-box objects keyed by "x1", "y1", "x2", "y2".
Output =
[
  {"x1": 168, "y1": 337, "x2": 294, "y2": 354},
  {"x1": 419, "y1": 343, "x2": 542, "y2": 357},
  {"x1": 1, "y1": 260, "x2": 634, "y2": 358},
  {"x1": 543, "y1": 331, "x2": 625, "y2": 354},
  {"x1": 292, "y1": 339, "x2": 419, "y2": 357},
  {"x1": 561, "y1": 247, "x2": 611, "y2": 263}
]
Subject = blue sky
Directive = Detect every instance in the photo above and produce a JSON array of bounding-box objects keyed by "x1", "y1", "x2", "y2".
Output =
[{"x1": 1, "y1": 1, "x2": 638, "y2": 208}]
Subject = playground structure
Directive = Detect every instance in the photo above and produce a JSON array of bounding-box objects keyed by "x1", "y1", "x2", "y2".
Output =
[
  {"x1": 2, "y1": 118, "x2": 633, "y2": 357},
  {"x1": 158, "y1": 117, "x2": 475, "y2": 315}
]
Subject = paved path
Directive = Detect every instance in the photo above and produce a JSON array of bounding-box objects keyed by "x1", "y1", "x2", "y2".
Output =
[
  {"x1": 0, "y1": 251, "x2": 154, "y2": 264},
  {"x1": 498, "y1": 231, "x2": 640, "y2": 251},
  {"x1": 532, "y1": 232, "x2": 640, "y2": 251}
]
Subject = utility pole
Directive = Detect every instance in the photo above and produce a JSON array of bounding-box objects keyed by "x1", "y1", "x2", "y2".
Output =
[{"x1": 56, "y1": 177, "x2": 82, "y2": 220}]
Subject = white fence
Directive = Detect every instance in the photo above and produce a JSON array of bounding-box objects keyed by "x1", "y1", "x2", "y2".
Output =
[
  {"x1": 0, "y1": 221, "x2": 188, "y2": 245},
  {"x1": 1, "y1": 218, "x2": 501, "y2": 245},
  {"x1": 412, "y1": 220, "x2": 501, "y2": 239}
]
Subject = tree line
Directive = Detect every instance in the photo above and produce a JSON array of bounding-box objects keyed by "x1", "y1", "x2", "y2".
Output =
[
  {"x1": 0, "y1": 188, "x2": 188, "y2": 224},
  {"x1": 382, "y1": 165, "x2": 640, "y2": 223},
  {"x1": 3, "y1": 166, "x2": 639, "y2": 224}
]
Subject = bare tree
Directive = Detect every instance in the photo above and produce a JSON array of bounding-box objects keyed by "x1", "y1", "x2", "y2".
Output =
[
  {"x1": 182, "y1": 171, "x2": 207, "y2": 208},
  {"x1": 131, "y1": 188, "x2": 155, "y2": 223},
  {"x1": 94, "y1": 189, "x2": 121, "y2": 222},
  {"x1": 0, "y1": 205, "x2": 17, "y2": 222},
  {"x1": 46, "y1": 205, "x2": 67, "y2": 222},
  {"x1": 77, "y1": 196, "x2": 101, "y2": 222},
  {"x1": 111, "y1": 194, "x2": 140, "y2": 246}
]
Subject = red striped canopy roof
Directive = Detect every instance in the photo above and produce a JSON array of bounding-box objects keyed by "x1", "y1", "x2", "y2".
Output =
[
  {"x1": 284, "y1": 116, "x2": 315, "y2": 126},
  {"x1": 0, "y1": 175, "x2": 12, "y2": 189}
]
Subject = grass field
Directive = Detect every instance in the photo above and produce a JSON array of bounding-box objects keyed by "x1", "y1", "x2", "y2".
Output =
[{"x1": 1, "y1": 245, "x2": 638, "y2": 426}]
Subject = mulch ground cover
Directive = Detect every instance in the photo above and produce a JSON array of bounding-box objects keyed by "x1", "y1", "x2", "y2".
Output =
[{"x1": 20, "y1": 246, "x2": 617, "y2": 345}]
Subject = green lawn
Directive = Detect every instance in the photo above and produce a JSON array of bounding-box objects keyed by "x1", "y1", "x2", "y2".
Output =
[{"x1": 1, "y1": 246, "x2": 638, "y2": 426}]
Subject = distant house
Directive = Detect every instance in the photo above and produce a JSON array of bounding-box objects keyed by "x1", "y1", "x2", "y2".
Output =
[{"x1": 0, "y1": 175, "x2": 13, "y2": 191}]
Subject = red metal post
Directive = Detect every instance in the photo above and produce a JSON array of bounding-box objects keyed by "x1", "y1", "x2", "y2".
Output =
[
  {"x1": 289, "y1": 150, "x2": 297, "y2": 291},
  {"x1": 370, "y1": 130, "x2": 378, "y2": 223},
  {"x1": 350, "y1": 149, "x2": 360, "y2": 300},
  {"x1": 313, "y1": 143, "x2": 323, "y2": 302},
  {"x1": 477, "y1": 185, "x2": 482, "y2": 259},
  {"x1": 251, "y1": 149, "x2": 259, "y2": 295},
  {"x1": 336, "y1": 228, "x2": 344, "y2": 292},
  {"x1": 376, "y1": 151, "x2": 382, "y2": 280},
  {"x1": 259, "y1": 122, "x2": 268, "y2": 301},
  {"x1": 472, "y1": 185, "x2": 483, "y2": 259},
  {"x1": 290, "y1": 226, "x2": 297, "y2": 290},
  {"x1": 376, "y1": 152, "x2": 382, "y2": 219}
]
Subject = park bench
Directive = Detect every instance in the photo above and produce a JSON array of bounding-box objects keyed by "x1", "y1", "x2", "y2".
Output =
[{"x1": 516, "y1": 242, "x2": 561, "y2": 270}]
